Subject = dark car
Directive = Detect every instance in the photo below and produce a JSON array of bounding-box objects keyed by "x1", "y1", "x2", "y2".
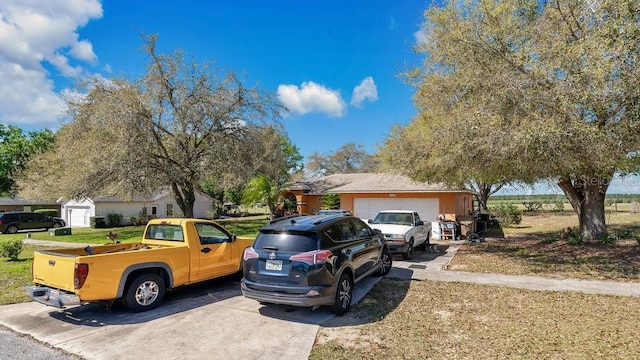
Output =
[
  {"x1": 240, "y1": 213, "x2": 392, "y2": 314},
  {"x1": 0, "y1": 212, "x2": 66, "y2": 234}
]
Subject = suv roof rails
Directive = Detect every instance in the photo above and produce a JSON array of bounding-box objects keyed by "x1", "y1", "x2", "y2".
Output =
[{"x1": 268, "y1": 213, "x2": 308, "y2": 224}]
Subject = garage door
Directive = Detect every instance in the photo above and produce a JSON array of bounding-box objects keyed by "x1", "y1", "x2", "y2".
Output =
[
  {"x1": 354, "y1": 198, "x2": 439, "y2": 223},
  {"x1": 67, "y1": 206, "x2": 91, "y2": 227}
]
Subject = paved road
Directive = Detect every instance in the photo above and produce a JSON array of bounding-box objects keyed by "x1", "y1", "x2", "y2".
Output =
[{"x1": 3, "y1": 241, "x2": 639, "y2": 359}]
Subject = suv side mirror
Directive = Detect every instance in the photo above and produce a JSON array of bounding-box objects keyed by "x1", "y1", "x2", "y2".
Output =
[
  {"x1": 230, "y1": 234, "x2": 237, "y2": 242},
  {"x1": 372, "y1": 229, "x2": 382, "y2": 235},
  {"x1": 367, "y1": 219, "x2": 373, "y2": 223}
]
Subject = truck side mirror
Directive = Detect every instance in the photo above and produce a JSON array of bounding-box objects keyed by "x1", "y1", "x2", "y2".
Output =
[{"x1": 416, "y1": 220, "x2": 424, "y2": 226}]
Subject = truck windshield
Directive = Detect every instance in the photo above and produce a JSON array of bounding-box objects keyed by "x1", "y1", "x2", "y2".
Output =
[
  {"x1": 145, "y1": 224, "x2": 184, "y2": 242},
  {"x1": 371, "y1": 213, "x2": 413, "y2": 226}
]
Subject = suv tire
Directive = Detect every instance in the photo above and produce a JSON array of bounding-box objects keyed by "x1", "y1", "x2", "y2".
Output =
[
  {"x1": 331, "y1": 273, "x2": 353, "y2": 315},
  {"x1": 375, "y1": 248, "x2": 392, "y2": 276}
]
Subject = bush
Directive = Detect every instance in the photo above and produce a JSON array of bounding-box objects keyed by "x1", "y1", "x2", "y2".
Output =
[
  {"x1": 522, "y1": 201, "x2": 543, "y2": 212},
  {"x1": 106, "y1": 213, "x2": 122, "y2": 227},
  {"x1": 0, "y1": 239, "x2": 23, "y2": 261},
  {"x1": 35, "y1": 208, "x2": 59, "y2": 217},
  {"x1": 489, "y1": 203, "x2": 522, "y2": 227},
  {"x1": 90, "y1": 216, "x2": 107, "y2": 228},
  {"x1": 554, "y1": 201, "x2": 565, "y2": 212}
]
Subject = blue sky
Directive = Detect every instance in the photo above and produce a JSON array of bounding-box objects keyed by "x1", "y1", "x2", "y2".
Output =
[
  {"x1": 0, "y1": 0, "x2": 430, "y2": 159},
  {"x1": 1, "y1": 0, "x2": 638, "y2": 194}
]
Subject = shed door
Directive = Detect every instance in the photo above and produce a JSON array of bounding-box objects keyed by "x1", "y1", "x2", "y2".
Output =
[
  {"x1": 354, "y1": 198, "x2": 439, "y2": 223},
  {"x1": 67, "y1": 206, "x2": 90, "y2": 227}
]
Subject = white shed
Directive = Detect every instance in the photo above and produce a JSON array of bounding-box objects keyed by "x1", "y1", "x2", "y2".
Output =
[{"x1": 61, "y1": 189, "x2": 215, "y2": 227}]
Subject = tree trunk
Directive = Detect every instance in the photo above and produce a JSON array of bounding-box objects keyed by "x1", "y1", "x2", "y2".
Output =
[
  {"x1": 557, "y1": 175, "x2": 609, "y2": 241},
  {"x1": 172, "y1": 182, "x2": 196, "y2": 218},
  {"x1": 469, "y1": 181, "x2": 504, "y2": 211}
]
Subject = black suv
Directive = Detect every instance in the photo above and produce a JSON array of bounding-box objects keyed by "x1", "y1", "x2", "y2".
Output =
[
  {"x1": 240, "y1": 214, "x2": 392, "y2": 314},
  {"x1": 0, "y1": 212, "x2": 66, "y2": 234}
]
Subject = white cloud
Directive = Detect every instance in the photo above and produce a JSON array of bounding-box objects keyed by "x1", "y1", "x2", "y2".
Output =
[
  {"x1": 0, "y1": 0, "x2": 103, "y2": 126},
  {"x1": 350, "y1": 76, "x2": 378, "y2": 108},
  {"x1": 277, "y1": 81, "x2": 347, "y2": 117}
]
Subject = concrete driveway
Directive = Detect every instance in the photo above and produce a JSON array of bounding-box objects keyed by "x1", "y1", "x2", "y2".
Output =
[{"x1": 0, "y1": 274, "x2": 381, "y2": 360}]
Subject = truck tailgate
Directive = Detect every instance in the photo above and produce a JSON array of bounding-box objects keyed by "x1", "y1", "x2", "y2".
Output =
[{"x1": 32, "y1": 250, "x2": 79, "y2": 292}]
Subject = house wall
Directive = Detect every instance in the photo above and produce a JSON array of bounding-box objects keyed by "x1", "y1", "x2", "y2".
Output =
[
  {"x1": 338, "y1": 192, "x2": 473, "y2": 221},
  {"x1": 288, "y1": 190, "x2": 324, "y2": 215},
  {"x1": 96, "y1": 192, "x2": 214, "y2": 219}
]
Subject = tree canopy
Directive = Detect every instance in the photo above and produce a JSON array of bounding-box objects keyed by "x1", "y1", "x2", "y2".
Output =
[
  {"x1": 380, "y1": 0, "x2": 640, "y2": 240},
  {"x1": 306, "y1": 143, "x2": 377, "y2": 178},
  {"x1": 17, "y1": 35, "x2": 285, "y2": 217},
  {"x1": 0, "y1": 125, "x2": 54, "y2": 196}
]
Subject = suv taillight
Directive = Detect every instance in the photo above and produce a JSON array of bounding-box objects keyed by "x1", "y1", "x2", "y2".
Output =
[
  {"x1": 243, "y1": 247, "x2": 259, "y2": 261},
  {"x1": 289, "y1": 250, "x2": 332, "y2": 265},
  {"x1": 74, "y1": 263, "x2": 89, "y2": 289}
]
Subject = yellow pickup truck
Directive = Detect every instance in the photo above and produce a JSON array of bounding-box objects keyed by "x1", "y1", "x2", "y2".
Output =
[{"x1": 26, "y1": 218, "x2": 253, "y2": 312}]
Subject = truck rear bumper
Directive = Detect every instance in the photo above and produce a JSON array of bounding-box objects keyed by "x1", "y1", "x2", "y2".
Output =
[{"x1": 25, "y1": 285, "x2": 81, "y2": 309}]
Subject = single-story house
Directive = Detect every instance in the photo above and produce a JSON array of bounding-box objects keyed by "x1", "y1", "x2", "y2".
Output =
[
  {"x1": 60, "y1": 189, "x2": 215, "y2": 227},
  {"x1": 285, "y1": 173, "x2": 474, "y2": 223},
  {"x1": 0, "y1": 197, "x2": 61, "y2": 214}
]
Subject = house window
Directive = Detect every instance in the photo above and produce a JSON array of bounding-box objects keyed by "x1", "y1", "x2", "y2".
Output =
[
  {"x1": 151, "y1": 206, "x2": 158, "y2": 216},
  {"x1": 167, "y1": 204, "x2": 173, "y2": 216}
]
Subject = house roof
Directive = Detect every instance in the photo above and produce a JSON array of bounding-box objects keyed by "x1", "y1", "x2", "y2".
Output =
[
  {"x1": 289, "y1": 173, "x2": 471, "y2": 194},
  {"x1": 0, "y1": 196, "x2": 60, "y2": 206}
]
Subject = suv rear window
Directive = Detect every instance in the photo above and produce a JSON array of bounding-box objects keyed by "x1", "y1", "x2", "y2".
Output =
[{"x1": 253, "y1": 230, "x2": 318, "y2": 253}]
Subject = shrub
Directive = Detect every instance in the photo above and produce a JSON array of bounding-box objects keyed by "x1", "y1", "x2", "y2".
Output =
[
  {"x1": 0, "y1": 239, "x2": 23, "y2": 261},
  {"x1": 34, "y1": 208, "x2": 59, "y2": 217},
  {"x1": 522, "y1": 201, "x2": 543, "y2": 212},
  {"x1": 554, "y1": 201, "x2": 565, "y2": 212},
  {"x1": 90, "y1": 216, "x2": 106, "y2": 228},
  {"x1": 106, "y1": 213, "x2": 122, "y2": 227},
  {"x1": 489, "y1": 203, "x2": 522, "y2": 227}
]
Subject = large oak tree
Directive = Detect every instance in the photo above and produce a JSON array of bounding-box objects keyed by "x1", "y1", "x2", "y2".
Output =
[
  {"x1": 17, "y1": 35, "x2": 284, "y2": 218},
  {"x1": 381, "y1": 0, "x2": 640, "y2": 240}
]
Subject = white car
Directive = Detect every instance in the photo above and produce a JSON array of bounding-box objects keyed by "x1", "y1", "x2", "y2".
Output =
[{"x1": 367, "y1": 210, "x2": 431, "y2": 260}]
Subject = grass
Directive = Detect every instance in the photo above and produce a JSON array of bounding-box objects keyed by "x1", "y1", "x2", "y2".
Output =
[
  {"x1": 311, "y1": 208, "x2": 640, "y2": 359},
  {"x1": 311, "y1": 279, "x2": 640, "y2": 359},
  {"x1": 447, "y1": 211, "x2": 640, "y2": 282}
]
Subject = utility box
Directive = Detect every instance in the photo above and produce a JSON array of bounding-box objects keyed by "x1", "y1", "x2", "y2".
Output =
[{"x1": 49, "y1": 227, "x2": 72, "y2": 236}]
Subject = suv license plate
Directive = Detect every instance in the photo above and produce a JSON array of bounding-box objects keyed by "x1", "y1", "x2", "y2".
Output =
[{"x1": 265, "y1": 260, "x2": 283, "y2": 271}]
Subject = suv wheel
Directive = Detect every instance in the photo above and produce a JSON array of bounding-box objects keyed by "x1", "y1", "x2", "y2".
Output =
[
  {"x1": 375, "y1": 248, "x2": 392, "y2": 276},
  {"x1": 331, "y1": 273, "x2": 353, "y2": 315},
  {"x1": 53, "y1": 222, "x2": 63, "y2": 228},
  {"x1": 6, "y1": 225, "x2": 18, "y2": 234},
  {"x1": 402, "y1": 240, "x2": 414, "y2": 260}
]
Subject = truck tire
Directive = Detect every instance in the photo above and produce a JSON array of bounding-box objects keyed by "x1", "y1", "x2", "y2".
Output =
[
  {"x1": 420, "y1": 232, "x2": 432, "y2": 251},
  {"x1": 331, "y1": 272, "x2": 353, "y2": 315},
  {"x1": 123, "y1": 273, "x2": 165, "y2": 312},
  {"x1": 402, "y1": 240, "x2": 414, "y2": 260}
]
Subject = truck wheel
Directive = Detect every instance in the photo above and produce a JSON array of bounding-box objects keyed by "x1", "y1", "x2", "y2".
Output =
[
  {"x1": 375, "y1": 248, "x2": 392, "y2": 276},
  {"x1": 331, "y1": 273, "x2": 353, "y2": 315},
  {"x1": 420, "y1": 232, "x2": 432, "y2": 251},
  {"x1": 123, "y1": 273, "x2": 165, "y2": 312},
  {"x1": 402, "y1": 240, "x2": 414, "y2": 260}
]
